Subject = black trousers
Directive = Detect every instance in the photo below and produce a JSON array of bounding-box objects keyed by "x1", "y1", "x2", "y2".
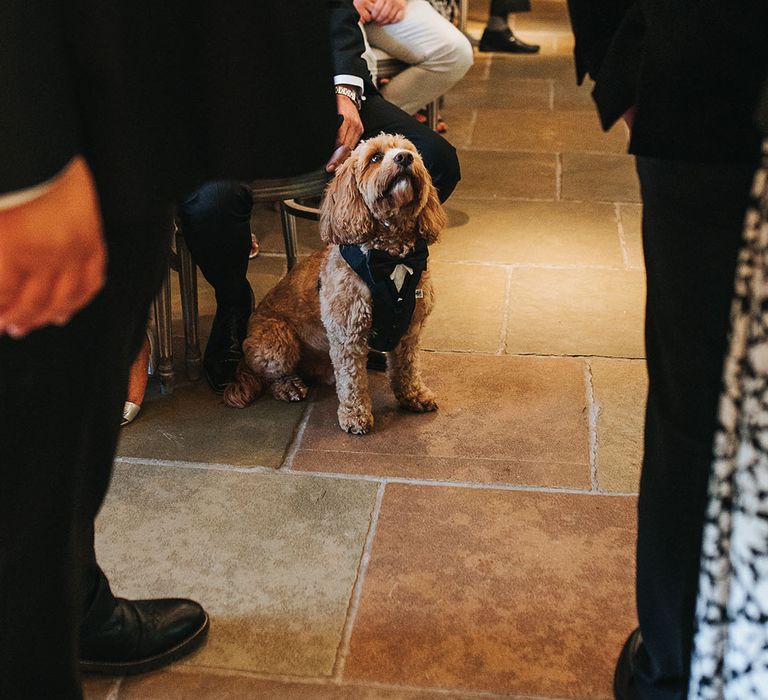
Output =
[
  {"x1": 181, "y1": 94, "x2": 461, "y2": 300},
  {"x1": 0, "y1": 208, "x2": 172, "y2": 700},
  {"x1": 632, "y1": 157, "x2": 755, "y2": 700}
]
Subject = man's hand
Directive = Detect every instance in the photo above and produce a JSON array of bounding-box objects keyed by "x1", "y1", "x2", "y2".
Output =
[
  {"x1": 353, "y1": 0, "x2": 373, "y2": 23},
  {"x1": 369, "y1": 0, "x2": 406, "y2": 25},
  {"x1": 0, "y1": 156, "x2": 106, "y2": 338},
  {"x1": 326, "y1": 90, "x2": 365, "y2": 173}
]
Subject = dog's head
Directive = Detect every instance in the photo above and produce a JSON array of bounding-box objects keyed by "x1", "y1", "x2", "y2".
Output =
[{"x1": 319, "y1": 133, "x2": 445, "y2": 250}]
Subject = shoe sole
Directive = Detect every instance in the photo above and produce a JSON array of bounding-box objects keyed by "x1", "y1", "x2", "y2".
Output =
[{"x1": 79, "y1": 613, "x2": 210, "y2": 676}]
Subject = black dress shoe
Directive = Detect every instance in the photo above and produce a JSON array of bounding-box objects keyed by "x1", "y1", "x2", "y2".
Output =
[
  {"x1": 204, "y1": 286, "x2": 254, "y2": 393},
  {"x1": 80, "y1": 598, "x2": 209, "y2": 676},
  {"x1": 479, "y1": 28, "x2": 540, "y2": 54},
  {"x1": 366, "y1": 350, "x2": 387, "y2": 372},
  {"x1": 614, "y1": 628, "x2": 643, "y2": 700}
]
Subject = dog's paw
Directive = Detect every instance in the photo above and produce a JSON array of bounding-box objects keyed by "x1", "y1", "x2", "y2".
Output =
[
  {"x1": 399, "y1": 388, "x2": 438, "y2": 413},
  {"x1": 270, "y1": 375, "x2": 309, "y2": 402},
  {"x1": 338, "y1": 405, "x2": 374, "y2": 435}
]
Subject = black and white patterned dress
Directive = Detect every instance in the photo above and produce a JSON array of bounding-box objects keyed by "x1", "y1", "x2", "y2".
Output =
[{"x1": 689, "y1": 140, "x2": 768, "y2": 699}]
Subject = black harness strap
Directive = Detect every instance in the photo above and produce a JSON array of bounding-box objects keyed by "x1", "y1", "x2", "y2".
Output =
[{"x1": 340, "y1": 239, "x2": 429, "y2": 352}]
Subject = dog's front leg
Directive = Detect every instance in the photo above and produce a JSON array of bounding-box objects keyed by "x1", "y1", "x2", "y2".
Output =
[
  {"x1": 388, "y1": 303, "x2": 437, "y2": 414},
  {"x1": 327, "y1": 331, "x2": 375, "y2": 434}
]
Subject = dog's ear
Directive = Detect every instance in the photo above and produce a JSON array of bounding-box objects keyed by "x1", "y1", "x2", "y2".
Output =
[
  {"x1": 319, "y1": 155, "x2": 373, "y2": 245},
  {"x1": 416, "y1": 181, "x2": 446, "y2": 245}
]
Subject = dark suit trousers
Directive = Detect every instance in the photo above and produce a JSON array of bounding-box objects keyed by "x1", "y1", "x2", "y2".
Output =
[
  {"x1": 0, "y1": 209, "x2": 172, "y2": 700},
  {"x1": 181, "y1": 94, "x2": 460, "y2": 296},
  {"x1": 633, "y1": 157, "x2": 754, "y2": 700}
]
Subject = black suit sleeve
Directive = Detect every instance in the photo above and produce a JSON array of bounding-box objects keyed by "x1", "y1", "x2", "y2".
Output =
[
  {"x1": 327, "y1": 0, "x2": 373, "y2": 86},
  {"x1": 0, "y1": 1, "x2": 79, "y2": 194},
  {"x1": 567, "y1": 0, "x2": 645, "y2": 130}
]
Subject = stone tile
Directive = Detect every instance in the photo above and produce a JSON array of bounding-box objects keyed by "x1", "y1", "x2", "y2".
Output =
[
  {"x1": 83, "y1": 677, "x2": 117, "y2": 699},
  {"x1": 619, "y1": 203, "x2": 644, "y2": 269},
  {"x1": 487, "y1": 54, "x2": 577, "y2": 83},
  {"x1": 506, "y1": 268, "x2": 646, "y2": 358},
  {"x1": 344, "y1": 485, "x2": 637, "y2": 698},
  {"x1": 121, "y1": 670, "x2": 492, "y2": 699},
  {"x1": 96, "y1": 465, "x2": 378, "y2": 676},
  {"x1": 553, "y1": 81, "x2": 597, "y2": 111},
  {"x1": 436, "y1": 106, "x2": 476, "y2": 150},
  {"x1": 453, "y1": 150, "x2": 556, "y2": 200},
  {"x1": 561, "y1": 152, "x2": 640, "y2": 203},
  {"x1": 116, "y1": 374, "x2": 306, "y2": 468},
  {"x1": 292, "y1": 353, "x2": 590, "y2": 489},
  {"x1": 591, "y1": 359, "x2": 647, "y2": 493},
  {"x1": 435, "y1": 199, "x2": 624, "y2": 267},
  {"x1": 444, "y1": 79, "x2": 551, "y2": 111},
  {"x1": 421, "y1": 262, "x2": 507, "y2": 353},
  {"x1": 471, "y1": 110, "x2": 628, "y2": 154},
  {"x1": 514, "y1": 0, "x2": 572, "y2": 30}
]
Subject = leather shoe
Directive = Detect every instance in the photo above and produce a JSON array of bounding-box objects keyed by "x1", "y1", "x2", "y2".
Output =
[
  {"x1": 479, "y1": 28, "x2": 540, "y2": 54},
  {"x1": 204, "y1": 285, "x2": 254, "y2": 393},
  {"x1": 614, "y1": 627, "x2": 642, "y2": 700},
  {"x1": 80, "y1": 598, "x2": 209, "y2": 675}
]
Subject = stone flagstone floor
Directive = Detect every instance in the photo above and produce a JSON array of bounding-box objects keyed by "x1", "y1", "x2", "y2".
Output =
[{"x1": 87, "y1": 1, "x2": 648, "y2": 697}]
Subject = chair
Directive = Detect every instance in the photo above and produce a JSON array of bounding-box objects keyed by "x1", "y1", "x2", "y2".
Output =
[{"x1": 151, "y1": 169, "x2": 330, "y2": 391}]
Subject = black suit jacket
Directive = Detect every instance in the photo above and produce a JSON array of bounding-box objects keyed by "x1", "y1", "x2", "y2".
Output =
[
  {"x1": 327, "y1": 0, "x2": 377, "y2": 95},
  {"x1": 1, "y1": 0, "x2": 337, "y2": 220},
  {"x1": 567, "y1": 0, "x2": 768, "y2": 163}
]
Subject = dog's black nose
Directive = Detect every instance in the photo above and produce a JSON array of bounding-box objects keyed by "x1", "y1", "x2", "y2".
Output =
[{"x1": 393, "y1": 151, "x2": 413, "y2": 167}]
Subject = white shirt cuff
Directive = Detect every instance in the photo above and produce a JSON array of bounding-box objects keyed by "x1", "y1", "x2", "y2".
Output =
[
  {"x1": 0, "y1": 166, "x2": 67, "y2": 211},
  {"x1": 334, "y1": 75, "x2": 366, "y2": 99}
]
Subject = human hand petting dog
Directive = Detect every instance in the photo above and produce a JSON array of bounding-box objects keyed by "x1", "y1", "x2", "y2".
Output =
[
  {"x1": 0, "y1": 157, "x2": 106, "y2": 338},
  {"x1": 326, "y1": 90, "x2": 365, "y2": 173}
]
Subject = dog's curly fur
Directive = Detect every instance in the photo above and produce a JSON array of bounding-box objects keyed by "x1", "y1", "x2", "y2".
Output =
[{"x1": 223, "y1": 133, "x2": 446, "y2": 434}]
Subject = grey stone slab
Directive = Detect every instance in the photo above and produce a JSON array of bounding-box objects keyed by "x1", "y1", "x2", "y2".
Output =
[
  {"x1": 95, "y1": 464, "x2": 378, "y2": 676},
  {"x1": 619, "y1": 203, "x2": 644, "y2": 269}
]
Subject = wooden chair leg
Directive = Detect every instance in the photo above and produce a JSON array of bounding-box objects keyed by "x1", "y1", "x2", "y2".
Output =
[
  {"x1": 426, "y1": 100, "x2": 439, "y2": 131},
  {"x1": 176, "y1": 233, "x2": 201, "y2": 381},
  {"x1": 153, "y1": 266, "x2": 175, "y2": 395}
]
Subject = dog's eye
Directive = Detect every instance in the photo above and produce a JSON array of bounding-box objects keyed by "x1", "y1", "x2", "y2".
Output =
[{"x1": 370, "y1": 152, "x2": 384, "y2": 163}]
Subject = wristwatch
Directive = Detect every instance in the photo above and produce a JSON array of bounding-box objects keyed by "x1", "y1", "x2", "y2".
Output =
[{"x1": 335, "y1": 85, "x2": 362, "y2": 111}]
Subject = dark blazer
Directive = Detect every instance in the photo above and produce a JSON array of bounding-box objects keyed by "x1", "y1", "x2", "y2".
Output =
[
  {"x1": 0, "y1": 0, "x2": 338, "y2": 219},
  {"x1": 327, "y1": 0, "x2": 377, "y2": 94},
  {"x1": 567, "y1": 0, "x2": 768, "y2": 163}
]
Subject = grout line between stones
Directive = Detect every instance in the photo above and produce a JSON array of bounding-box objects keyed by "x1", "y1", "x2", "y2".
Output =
[
  {"x1": 555, "y1": 152, "x2": 563, "y2": 200},
  {"x1": 498, "y1": 268, "x2": 513, "y2": 355},
  {"x1": 466, "y1": 109, "x2": 478, "y2": 148},
  {"x1": 548, "y1": 80, "x2": 555, "y2": 110},
  {"x1": 173, "y1": 663, "x2": 572, "y2": 699},
  {"x1": 279, "y1": 398, "x2": 316, "y2": 470},
  {"x1": 614, "y1": 202, "x2": 631, "y2": 269},
  {"x1": 333, "y1": 481, "x2": 386, "y2": 680},
  {"x1": 583, "y1": 360, "x2": 601, "y2": 492}
]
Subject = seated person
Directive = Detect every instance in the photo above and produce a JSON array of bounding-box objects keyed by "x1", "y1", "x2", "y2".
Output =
[
  {"x1": 121, "y1": 0, "x2": 461, "y2": 417},
  {"x1": 354, "y1": 0, "x2": 473, "y2": 130}
]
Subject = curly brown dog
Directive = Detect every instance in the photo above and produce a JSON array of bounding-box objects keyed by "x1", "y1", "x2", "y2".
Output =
[{"x1": 223, "y1": 133, "x2": 446, "y2": 434}]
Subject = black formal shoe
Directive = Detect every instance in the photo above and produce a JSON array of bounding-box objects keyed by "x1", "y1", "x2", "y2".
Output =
[
  {"x1": 479, "y1": 28, "x2": 540, "y2": 54},
  {"x1": 614, "y1": 627, "x2": 642, "y2": 700},
  {"x1": 367, "y1": 350, "x2": 387, "y2": 372},
  {"x1": 204, "y1": 286, "x2": 254, "y2": 393},
  {"x1": 80, "y1": 598, "x2": 209, "y2": 676}
]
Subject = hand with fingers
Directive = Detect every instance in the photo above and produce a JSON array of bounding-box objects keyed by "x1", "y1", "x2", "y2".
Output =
[
  {"x1": 369, "y1": 0, "x2": 406, "y2": 25},
  {"x1": 0, "y1": 156, "x2": 107, "y2": 339},
  {"x1": 353, "y1": 0, "x2": 373, "y2": 23},
  {"x1": 326, "y1": 87, "x2": 365, "y2": 173}
]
